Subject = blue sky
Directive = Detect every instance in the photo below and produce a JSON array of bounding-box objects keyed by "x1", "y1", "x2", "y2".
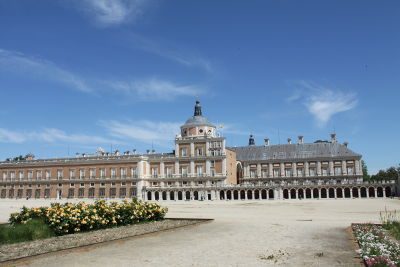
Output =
[{"x1": 0, "y1": 0, "x2": 399, "y2": 173}]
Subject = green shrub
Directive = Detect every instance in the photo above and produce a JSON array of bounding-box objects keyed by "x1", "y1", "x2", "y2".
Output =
[{"x1": 0, "y1": 219, "x2": 55, "y2": 244}]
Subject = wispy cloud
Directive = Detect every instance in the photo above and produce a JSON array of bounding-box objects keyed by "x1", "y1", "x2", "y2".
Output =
[
  {"x1": 0, "y1": 49, "x2": 92, "y2": 92},
  {"x1": 289, "y1": 81, "x2": 358, "y2": 127},
  {"x1": 73, "y1": 0, "x2": 152, "y2": 27},
  {"x1": 105, "y1": 78, "x2": 204, "y2": 101},
  {"x1": 100, "y1": 120, "x2": 181, "y2": 147},
  {"x1": 128, "y1": 34, "x2": 214, "y2": 73},
  {"x1": 0, "y1": 128, "x2": 118, "y2": 145}
]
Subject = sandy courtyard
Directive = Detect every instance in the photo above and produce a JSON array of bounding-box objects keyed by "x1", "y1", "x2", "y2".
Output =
[{"x1": 1, "y1": 198, "x2": 400, "y2": 267}]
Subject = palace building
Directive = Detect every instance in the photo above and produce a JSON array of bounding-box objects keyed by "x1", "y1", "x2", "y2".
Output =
[{"x1": 0, "y1": 101, "x2": 396, "y2": 201}]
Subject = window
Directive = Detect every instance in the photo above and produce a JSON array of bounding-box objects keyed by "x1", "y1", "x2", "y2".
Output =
[
  {"x1": 19, "y1": 171, "x2": 24, "y2": 180},
  {"x1": 78, "y1": 188, "x2": 84, "y2": 198},
  {"x1": 10, "y1": 171, "x2": 15, "y2": 180},
  {"x1": 131, "y1": 167, "x2": 137, "y2": 178},
  {"x1": 250, "y1": 169, "x2": 256, "y2": 178},
  {"x1": 2, "y1": 172, "x2": 7, "y2": 181},
  {"x1": 347, "y1": 167, "x2": 354, "y2": 175},
  {"x1": 334, "y1": 167, "x2": 342, "y2": 175},
  {"x1": 165, "y1": 167, "x2": 173, "y2": 178},
  {"x1": 196, "y1": 165, "x2": 203, "y2": 176},
  {"x1": 100, "y1": 182, "x2": 105, "y2": 187},
  {"x1": 70, "y1": 183, "x2": 75, "y2": 187},
  {"x1": 100, "y1": 168, "x2": 106, "y2": 178},
  {"x1": 69, "y1": 169, "x2": 76, "y2": 179},
  {"x1": 297, "y1": 168, "x2": 304, "y2": 177},
  {"x1": 80, "y1": 183, "x2": 84, "y2": 187},
  {"x1": 309, "y1": 168, "x2": 316, "y2": 176},
  {"x1": 68, "y1": 188, "x2": 74, "y2": 198},
  {"x1": 273, "y1": 169, "x2": 280, "y2": 177},
  {"x1": 121, "y1": 182, "x2": 126, "y2": 186},
  {"x1": 36, "y1": 170, "x2": 42, "y2": 180},
  {"x1": 181, "y1": 167, "x2": 188, "y2": 177},
  {"x1": 261, "y1": 169, "x2": 268, "y2": 178},
  {"x1": 196, "y1": 147, "x2": 203, "y2": 156},
  {"x1": 45, "y1": 170, "x2": 51, "y2": 180},
  {"x1": 28, "y1": 171, "x2": 33, "y2": 180},
  {"x1": 90, "y1": 182, "x2": 95, "y2": 187},
  {"x1": 88, "y1": 188, "x2": 95, "y2": 198},
  {"x1": 109, "y1": 188, "x2": 116, "y2": 198},
  {"x1": 79, "y1": 169, "x2": 85, "y2": 179},
  {"x1": 151, "y1": 167, "x2": 158, "y2": 178},
  {"x1": 111, "y1": 168, "x2": 116, "y2": 178},
  {"x1": 119, "y1": 188, "x2": 126, "y2": 198},
  {"x1": 111, "y1": 182, "x2": 116, "y2": 186},
  {"x1": 322, "y1": 168, "x2": 328, "y2": 176},
  {"x1": 181, "y1": 148, "x2": 187, "y2": 157},
  {"x1": 57, "y1": 170, "x2": 63, "y2": 179},
  {"x1": 120, "y1": 168, "x2": 127, "y2": 178},
  {"x1": 285, "y1": 168, "x2": 292, "y2": 177},
  {"x1": 99, "y1": 188, "x2": 105, "y2": 197},
  {"x1": 90, "y1": 168, "x2": 96, "y2": 178}
]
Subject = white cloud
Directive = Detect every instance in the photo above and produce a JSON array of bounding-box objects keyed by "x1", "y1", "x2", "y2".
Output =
[
  {"x1": 100, "y1": 120, "x2": 181, "y2": 146},
  {"x1": 0, "y1": 128, "x2": 117, "y2": 145},
  {"x1": 290, "y1": 81, "x2": 358, "y2": 126},
  {"x1": 129, "y1": 34, "x2": 214, "y2": 73},
  {"x1": 75, "y1": 0, "x2": 151, "y2": 27},
  {"x1": 106, "y1": 78, "x2": 204, "y2": 101},
  {"x1": 0, "y1": 49, "x2": 92, "y2": 92}
]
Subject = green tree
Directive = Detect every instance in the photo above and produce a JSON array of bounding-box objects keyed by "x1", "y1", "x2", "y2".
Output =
[{"x1": 361, "y1": 160, "x2": 370, "y2": 180}]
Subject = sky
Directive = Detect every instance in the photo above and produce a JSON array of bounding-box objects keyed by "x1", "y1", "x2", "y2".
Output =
[{"x1": 0, "y1": 0, "x2": 399, "y2": 174}]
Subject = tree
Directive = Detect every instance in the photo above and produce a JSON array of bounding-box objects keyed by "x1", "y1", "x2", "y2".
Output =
[
  {"x1": 361, "y1": 160, "x2": 370, "y2": 180},
  {"x1": 370, "y1": 164, "x2": 400, "y2": 181}
]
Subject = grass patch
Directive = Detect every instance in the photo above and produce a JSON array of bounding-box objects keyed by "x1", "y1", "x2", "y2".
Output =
[
  {"x1": 0, "y1": 219, "x2": 55, "y2": 245},
  {"x1": 383, "y1": 221, "x2": 400, "y2": 240}
]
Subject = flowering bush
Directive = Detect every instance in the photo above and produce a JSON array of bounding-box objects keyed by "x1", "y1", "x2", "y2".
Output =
[
  {"x1": 9, "y1": 199, "x2": 168, "y2": 235},
  {"x1": 353, "y1": 224, "x2": 400, "y2": 267}
]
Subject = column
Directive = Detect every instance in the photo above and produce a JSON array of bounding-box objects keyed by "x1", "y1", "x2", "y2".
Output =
[
  {"x1": 334, "y1": 188, "x2": 337, "y2": 199},
  {"x1": 174, "y1": 191, "x2": 178, "y2": 200},
  {"x1": 269, "y1": 163, "x2": 273, "y2": 178},
  {"x1": 366, "y1": 189, "x2": 369, "y2": 198},
  {"x1": 175, "y1": 143, "x2": 179, "y2": 157},
  {"x1": 190, "y1": 142, "x2": 195, "y2": 157},
  {"x1": 329, "y1": 161, "x2": 334, "y2": 176},
  {"x1": 257, "y1": 164, "x2": 261, "y2": 178},
  {"x1": 222, "y1": 158, "x2": 227, "y2": 176},
  {"x1": 160, "y1": 162, "x2": 165, "y2": 177},
  {"x1": 292, "y1": 163, "x2": 297, "y2": 177},
  {"x1": 280, "y1": 163, "x2": 285, "y2": 177},
  {"x1": 342, "y1": 160, "x2": 347, "y2": 176},
  {"x1": 374, "y1": 188, "x2": 378, "y2": 198},
  {"x1": 305, "y1": 162, "x2": 310, "y2": 177},
  {"x1": 355, "y1": 160, "x2": 361, "y2": 175},
  {"x1": 206, "y1": 160, "x2": 211, "y2": 176},
  {"x1": 190, "y1": 161, "x2": 195, "y2": 176},
  {"x1": 206, "y1": 141, "x2": 210, "y2": 156},
  {"x1": 295, "y1": 190, "x2": 298, "y2": 199},
  {"x1": 167, "y1": 191, "x2": 170, "y2": 200},
  {"x1": 317, "y1": 161, "x2": 322, "y2": 176},
  {"x1": 358, "y1": 188, "x2": 361, "y2": 198},
  {"x1": 175, "y1": 161, "x2": 179, "y2": 176},
  {"x1": 383, "y1": 189, "x2": 386, "y2": 198},
  {"x1": 151, "y1": 191, "x2": 155, "y2": 200}
]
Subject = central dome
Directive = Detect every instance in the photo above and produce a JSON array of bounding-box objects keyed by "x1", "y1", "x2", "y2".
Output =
[{"x1": 180, "y1": 100, "x2": 216, "y2": 137}]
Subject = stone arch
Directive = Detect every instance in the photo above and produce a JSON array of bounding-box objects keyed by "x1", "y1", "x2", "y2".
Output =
[
  {"x1": 313, "y1": 188, "x2": 319, "y2": 199},
  {"x1": 352, "y1": 188, "x2": 359, "y2": 198},
  {"x1": 247, "y1": 190, "x2": 253, "y2": 200},
  {"x1": 344, "y1": 188, "x2": 351, "y2": 198},
  {"x1": 194, "y1": 191, "x2": 199, "y2": 200},
  {"x1": 290, "y1": 189, "x2": 296, "y2": 199},
  {"x1": 268, "y1": 189, "x2": 274, "y2": 199},
  {"x1": 385, "y1": 186, "x2": 392, "y2": 197},
  {"x1": 227, "y1": 190, "x2": 232, "y2": 200},
  {"x1": 170, "y1": 191, "x2": 175, "y2": 200},
  {"x1": 254, "y1": 190, "x2": 260, "y2": 200},
  {"x1": 360, "y1": 187, "x2": 367, "y2": 198},
  {"x1": 178, "y1": 191, "x2": 183, "y2": 200},
  {"x1": 147, "y1": 191, "x2": 152, "y2": 200},
  {"x1": 336, "y1": 188, "x2": 343, "y2": 198},
  {"x1": 305, "y1": 188, "x2": 312, "y2": 199},
  {"x1": 162, "y1": 191, "x2": 167, "y2": 200},
  {"x1": 368, "y1": 187, "x2": 375, "y2": 198},
  {"x1": 155, "y1": 191, "x2": 160, "y2": 201},
  {"x1": 328, "y1": 188, "x2": 335, "y2": 198},
  {"x1": 298, "y1": 188, "x2": 304, "y2": 199},
  {"x1": 376, "y1": 187, "x2": 383, "y2": 198},
  {"x1": 240, "y1": 190, "x2": 246, "y2": 200},
  {"x1": 233, "y1": 190, "x2": 239, "y2": 200},
  {"x1": 262, "y1": 189, "x2": 268, "y2": 199},
  {"x1": 321, "y1": 188, "x2": 327, "y2": 198},
  {"x1": 220, "y1": 190, "x2": 225, "y2": 200},
  {"x1": 283, "y1": 189, "x2": 289, "y2": 199},
  {"x1": 185, "y1": 191, "x2": 191, "y2": 200}
]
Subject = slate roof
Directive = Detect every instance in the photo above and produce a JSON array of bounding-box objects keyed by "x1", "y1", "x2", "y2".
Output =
[
  {"x1": 182, "y1": 115, "x2": 215, "y2": 128},
  {"x1": 228, "y1": 142, "x2": 361, "y2": 162}
]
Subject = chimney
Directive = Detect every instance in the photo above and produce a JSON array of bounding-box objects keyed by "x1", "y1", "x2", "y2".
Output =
[
  {"x1": 343, "y1": 141, "x2": 349, "y2": 147},
  {"x1": 298, "y1": 135, "x2": 304, "y2": 144},
  {"x1": 264, "y1": 138, "x2": 270, "y2": 146},
  {"x1": 331, "y1": 133, "x2": 337, "y2": 143},
  {"x1": 287, "y1": 138, "x2": 292, "y2": 144}
]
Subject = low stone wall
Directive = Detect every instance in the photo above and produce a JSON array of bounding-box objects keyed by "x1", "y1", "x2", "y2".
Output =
[{"x1": 0, "y1": 218, "x2": 211, "y2": 263}]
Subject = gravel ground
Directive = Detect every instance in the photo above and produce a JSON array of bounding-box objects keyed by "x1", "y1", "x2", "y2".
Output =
[
  {"x1": 0, "y1": 219, "x2": 207, "y2": 264},
  {"x1": 1, "y1": 198, "x2": 400, "y2": 267}
]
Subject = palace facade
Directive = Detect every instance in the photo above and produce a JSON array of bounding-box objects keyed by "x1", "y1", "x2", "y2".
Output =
[{"x1": 0, "y1": 101, "x2": 396, "y2": 201}]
